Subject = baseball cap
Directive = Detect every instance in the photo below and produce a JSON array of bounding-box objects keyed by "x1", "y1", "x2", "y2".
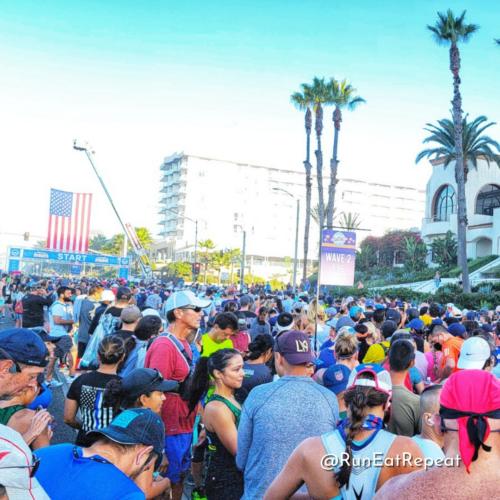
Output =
[
  {"x1": 480, "y1": 307, "x2": 490, "y2": 313},
  {"x1": 349, "y1": 306, "x2": 361, "y2": 318},
  {"x1": 323, "y1": 364, "x2": 351, "y2": 395},
  {"x1": 0, "y1": 329, "x2": 49, "y2": 368},
  {"x1": 447, "y1": 323, "x2": 466, "y2": 337},
  {"x1": 385, "y1": 309, "x2": 401, "y2": 324},
  {"x1": 88, "y1": 408, "x2": 165, "y2": 469},
  {"x1": 365, "y1": 299, "x2": 375, "y2": 308},
  {"x1": 466, "y1": 311, "x2": 476, "y2": 320},
  {"x1": 99, "y1": 290, "x2": 115, "y2": 302},
  {"x1": 165, "y1": 290, "x2": 211, "y2": 313},
  {"x1": 374, "y1": 304, "x2": 385, "y2": 309},
  {"x1": 115, "y1": 286, "x2": 133, "y2": 300},
  {"x1": 457, "y1": 337, "x2": 490, "y2": 370},
  {"x1": 326, "y1": 318, "x2": 339, "y2": 329},
  {"x1": 276, "y1": 312, "x2": 294, "y2": 332},
  {"x1": 407, "y1": 318, "x2": 424, "y2": 331},
  {"x1": 240, "y1": 296, "x2": 253, "y2": 306},
  {"x1": 121, "y1": 368, "x2": 179, "y2": 403},
  {"x1": 347, "y1": 363, "x2": 392, "y2": 398},
  {"x1": 275, "y1": 330, "x2": 314, "y2": 365},
  {"x1": 233, "y1": 311, "x2": 248, "y2": 331},
  {"x1": 142, "y1": 308, "x2": 161, "y2": 318},
  {"x1": 121, "y1": 306, "x2": 142, "y2": 324},
  {"x1": 337, "y1": 316, "x2": 355, "y2": 329},
  {"x1": 325, "y1": 307, "x2": 337, "y2": 316},
  {"x1": 0, "y1": 426, "x2": 50, "y2": 499}
]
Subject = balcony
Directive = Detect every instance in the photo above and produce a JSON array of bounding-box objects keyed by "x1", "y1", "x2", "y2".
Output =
[{"x1": 422, "y1": 212, "x2": 457, "y2": 239}]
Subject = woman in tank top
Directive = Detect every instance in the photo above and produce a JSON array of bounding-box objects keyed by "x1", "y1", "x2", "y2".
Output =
[
  {"x1": 187, "y1": 348, "x2": 245, "y2": 500},
  {"x1": 264, "y1": 364, "x2": 425, "y2": 500}
]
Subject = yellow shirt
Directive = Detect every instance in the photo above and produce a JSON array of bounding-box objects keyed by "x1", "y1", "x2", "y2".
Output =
[{"x1": 201, "y1": 333, "x2": 234, "y2": 399}]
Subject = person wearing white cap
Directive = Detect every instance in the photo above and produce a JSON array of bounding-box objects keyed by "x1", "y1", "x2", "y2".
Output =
[
  {"x1": 145, "y1": 290, "x2": 211, "y2": 500},
  {"x1": 457, "y1": 337, "x2": 493, "y2": 371}
]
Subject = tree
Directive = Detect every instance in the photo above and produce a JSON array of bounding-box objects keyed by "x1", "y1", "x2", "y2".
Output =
[
  {"x1": 211, "y1": 251, "x2": 232, "y2": 285},
  {"x1": 337, "y1": 212, "x2": 362, "y2": 231},
  {"x1": 228, "y1": 248, "x2": 242, "y2": 283},
  {"x1": 163, "y1": 261, "x2": 192, "y2": 278},
  {"x1": 402, "y1": 237, "x2": 428, "y2": 272},
  {"x1": 34, "y1": 240, "x2": 47, "y2": 249},
  {"x1": 134, "y1": 227, "x2": 154, "y2": 250},
  {"x1": 198, "y1": 239, "x2": 216, "y2": 283},
  {"x1": 101, "y1": 234, "x2": 131, "y2": 255},
  {"x1": 310, "y1": 202, "x2": 328, "y2": 226},
  {"x1": 355, "y1": 246, "x2": 377, "y2": 272},
  {"x1": 427, "y1": 9, "x2": 479, "y2": 293},
  {"x1": 291, "y1": 84, "x2": 314, "y2": 283},
  {"x1": 325, "y1": 78, "x2": 365, "y2": 227},
  {"x1": 310, "y1": 77, "x2": 329, "y2": 230},
  {"x1": 89, "y1": 234, "x2": 108, "y2": 251},
  {"x1": 430, "y1": 230, "x2": 458, "y2": 267},
  {"x1": 416, "y1": 114, "x2": 500, "y2": 182}
]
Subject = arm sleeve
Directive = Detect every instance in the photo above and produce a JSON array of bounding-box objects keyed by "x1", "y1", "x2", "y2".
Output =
[{"x1": 236, "y1": 404, "x2": 252, "y2": 471}]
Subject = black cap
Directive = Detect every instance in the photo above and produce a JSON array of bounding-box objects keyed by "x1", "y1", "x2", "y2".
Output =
[
  {"x1": 122, "y1": 368, "x2": 179, "y2": 402},
  {"x1": 30, "y1": 327, "x2": 61, "y2": 344}
]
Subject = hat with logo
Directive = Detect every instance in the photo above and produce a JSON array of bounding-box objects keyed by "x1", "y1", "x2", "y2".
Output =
[
  {"x1": 121, "y1": 368, "x2": 179, "y2": 403},
  {"x1": 275, "y1": 330, "x2": 314, "y2": 365},
  {"x1": 457, "y1": 337, "x2": 490, "y2": 370},
  {"x1": 0, "y1": 425, "x2": 50, "y2": 499},
  {"x1": 99, "y1": 290, "x2": 115, "y2": 302},
  {"x1": 234, "y1": 311, "x2": 249, "y2": 331},
  {"x1": 408, "y1": 318, "x2": 424, "y2": 331},
  {"x1": 88, "y1": 408, "x2": 165, "y2": 469},
  {"x1": 447, "y1": 323, "x2": 466, "y2": 337},
  {"x1": 347, "y1": 363, "x2": 392, "y2": 398},
  {"x1": 165, "y1": 290, "x2": 211, "y2": 313},
  {"x1": 323, "y1": 364, "x2": 352, "y2": 395},
  {"x1": 0, "y1": 328, "x2": 49, "y2": 368},
  {"x1": 385, "y1": 309, "x2": 401, "y2": 325},
  {"x1": 365, "y1": 299, "x2": 375, "y2": 308}
]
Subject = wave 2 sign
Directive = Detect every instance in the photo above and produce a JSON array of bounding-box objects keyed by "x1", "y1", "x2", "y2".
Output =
[{"x1": 319, "y1": 230, "x2": 356, "y2": 286}]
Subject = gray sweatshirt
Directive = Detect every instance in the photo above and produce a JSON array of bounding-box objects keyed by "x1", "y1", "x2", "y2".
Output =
[{"x1": 236, "y1": 375, "x2": 339, "y2": 499}]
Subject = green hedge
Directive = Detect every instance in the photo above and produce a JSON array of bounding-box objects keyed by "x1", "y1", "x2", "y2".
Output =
[{"x1": 446, "y1": 254, "x2": 499, "y2": 278}]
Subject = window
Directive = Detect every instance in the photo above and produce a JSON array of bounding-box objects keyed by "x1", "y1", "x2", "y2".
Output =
[
  {"x1": 476, "y1": 184, "x2": 500, "y2": 216},
  {"x1": 433, "y1": 185, "x2": 455, "y2": 221}
]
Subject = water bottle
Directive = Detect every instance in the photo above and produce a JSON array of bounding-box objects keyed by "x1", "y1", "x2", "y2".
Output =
[{"x1": 425, "y1": 376, "x2": 432, "y2": 387}]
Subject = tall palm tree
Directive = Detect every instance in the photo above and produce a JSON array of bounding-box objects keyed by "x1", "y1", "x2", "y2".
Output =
[
  {"x1": 427, "y1": 9, "x2": 479, "y2": 293},
  {"x1": 291, "y1": 84, "x2": 314, "y2": 282},
  {"x1": 134, "y1": 227, "x2": 153, "y2": 249},
  {"x1": 310, "y1": 77, "x2": 329, "y2": 230},
  {"x1": 325, "y1": 78, "x2": 365, "y2": 227},
  {"x1": 310, "y1": 202, "x2": 328, "y2": 226},
  {"x1": 89, "y1": 234, "x2": 108, "y2": 251},
  {"x1": 416, "y1": 115, "x2": 500, "y2": 181},
  {"x1": 198, "y1": 239, "x2": 216, "y2": 283}
]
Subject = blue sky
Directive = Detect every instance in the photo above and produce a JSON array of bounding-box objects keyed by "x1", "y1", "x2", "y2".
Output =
[{"x1": 1, "y1": 0, "x2": 500, "y2": 253}]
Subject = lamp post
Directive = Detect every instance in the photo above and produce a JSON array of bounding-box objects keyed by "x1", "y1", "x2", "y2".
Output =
[
  {"x1": 234, "y1": 225, "x2": 246, "y2": 290},
  {"x1": 272, "y1": 188, "x2": 299, "y2": 293}
]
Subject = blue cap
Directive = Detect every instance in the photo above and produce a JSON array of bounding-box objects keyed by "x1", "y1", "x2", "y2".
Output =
[
  {"x1": 337, "y1": 316, "x2": 355, "y2": 329},
  {"x1": 432, "y1": 318, "x2": 443, "y2": 325},
  {"x1": 466, "y1": 311, "x2": 476, "y2": 320},
  {"x1": 374, "y1": 304, "x2": 385, "y2": 309},
  {"x1": 483, "y1": 324, "x2": 494, "y2": 333},
  {"x1": 323, "y1": 364, "x2": 352, "y2": 395},
  {"x1": 447, "y1": 323, "x2": 466, "y2": 337},
  {"x1": 0, "y1": 328, "x2": 49, "y2": 367},
  {"x1": 349, "y1": 306, "x2": 361, "y2": 318},
  {"x1": 88, "y1": 408, "x2": 165, "y2": 469},
  {"x1": 365, "y1": 299, "x2": 375, "y2": 308},
  {"x1": 408, "y1": 318, "x2": 424, "y2": 331}
]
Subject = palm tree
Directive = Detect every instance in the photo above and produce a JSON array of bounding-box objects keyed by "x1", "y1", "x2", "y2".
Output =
[
  {"x1": 416, "y1": 115, "x2": 500, "y2": 182},
  {"x1": 291, "y1": 84, "x2": 314, "y2": 282},
  {"x1": 89, "y1": 234, "x2": 108, "y2": 251},
  {"x1": 430, "y1": 230, "x2": 458, "y2": 267},
  {"x1": 211, "y1": 251, "x2": 232, "y2": 285},
  {"x1": 427, "y1": 9, "x2": 479, "y2": 293},
  {"x1": 325, "y1": 78, "x2": 365, "y2": 227},
  {"x1": 198, "y1": 239, "x2": 216, "y2": 283},
  {"x1": 229, "y1": 248, "x2": 242, "y2": 282},
  {"x1": 310, "y1": 77, "x2": 329, "y2": 230},
  {"x1": 337, "y1": 212, "x2": 362, "y2": 231},
  {"x1": 35, "y1": 239, "x2": 48, "y2": 249},
  {"x1": 310, "y1": 202, "x2": 328, "y2": 226},
  {"x1": 134, "y1": 227, "x2": 154, "y2": 249}
]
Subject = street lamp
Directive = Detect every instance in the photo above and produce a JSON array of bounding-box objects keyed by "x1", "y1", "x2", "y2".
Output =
[
  {"x1": 234, "y1": 224, "x2": 246, "y2": 290},
  {"x1": 272, "y1": 188, "x2": 299, "y2": 293},
  {"x1": 163, "y1": 207, "x2": 198, "y2": 281}
]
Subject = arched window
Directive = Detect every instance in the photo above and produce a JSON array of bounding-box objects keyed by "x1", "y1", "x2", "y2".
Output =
[
  {"x1": 433, "y1": 185, "x2": 456, "y2": 221},
  {"x1": 476, "y1": 184, "x2": 500, "y2": 216}
]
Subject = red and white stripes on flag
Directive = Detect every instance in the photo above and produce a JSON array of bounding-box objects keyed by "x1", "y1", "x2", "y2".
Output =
[{"x1": 47, "y1": 189, "x2": 92, "y2": 252}]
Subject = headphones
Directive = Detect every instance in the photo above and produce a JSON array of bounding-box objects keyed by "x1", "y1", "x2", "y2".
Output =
[{"x1": 428, "y1": 418, "x2": 435, "y2": 425}]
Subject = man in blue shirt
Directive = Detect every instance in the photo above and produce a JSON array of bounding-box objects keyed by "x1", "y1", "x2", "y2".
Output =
[{"x1": 35, "y1": 408, "x2": 167, "y2": 500}]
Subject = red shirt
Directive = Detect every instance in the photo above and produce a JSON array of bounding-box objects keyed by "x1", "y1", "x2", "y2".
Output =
[{"x1": 145, "y1": 336, "x2": 196, "y2": 436}]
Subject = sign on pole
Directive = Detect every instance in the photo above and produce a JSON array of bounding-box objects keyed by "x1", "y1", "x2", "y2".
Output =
[
  {"x1": 319, "y1": 230, "x2": 356, "y2": 286},
  {"x1": 221, "y1": 272, "x2": 229, "y2": 281}
]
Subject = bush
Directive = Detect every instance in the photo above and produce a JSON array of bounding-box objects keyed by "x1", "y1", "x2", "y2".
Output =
[{"x1": 446, "y1": 254, "x2": 498, "y2": 278}]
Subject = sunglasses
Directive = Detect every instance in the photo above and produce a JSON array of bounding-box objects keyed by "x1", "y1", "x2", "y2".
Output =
[
  {"x1": 179, "y1": 305, "x2": 202, "y2": 313},
  {"x1": 0, "y1": 454, "x2": 40, "y2": 478},
  {"x1": 0, "y1": 346, "x2": 22, "y2": 373}
]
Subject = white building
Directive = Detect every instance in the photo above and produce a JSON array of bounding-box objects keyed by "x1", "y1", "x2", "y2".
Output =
[
  {"x1": 421, "y1": 157, "x2": 500, "y2": 258},
  {"x1": 154, "y1": 152, "x2": 426, "y2": 280}
]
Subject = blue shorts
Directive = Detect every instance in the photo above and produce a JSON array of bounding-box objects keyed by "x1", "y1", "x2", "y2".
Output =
[{"x1": 164, "y1": 433, "x2": 192, "y2": 483}]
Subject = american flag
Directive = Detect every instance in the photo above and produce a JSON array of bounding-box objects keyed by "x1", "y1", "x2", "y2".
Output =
[{"x1": 47, "y1": 189, "x2": 92, "y2": 252}]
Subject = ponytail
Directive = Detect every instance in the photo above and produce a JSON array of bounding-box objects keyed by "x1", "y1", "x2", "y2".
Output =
[{"x1": 103, "y1": 379, "x2": 127, "y2": 415}]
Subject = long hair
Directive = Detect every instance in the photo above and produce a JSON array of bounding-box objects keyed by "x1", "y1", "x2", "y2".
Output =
[
  {"x1": 187, "y1": 348, "x2": 241, "y2": 414},
  {"x1": 245, "y1": 334, "x2": 273, "y2": 361},
  {"x1": 335, "y1": 372, "x2": 389, "y2": 490}
]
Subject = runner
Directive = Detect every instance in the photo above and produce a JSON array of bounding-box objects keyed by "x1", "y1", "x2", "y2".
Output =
[{"x1": 264, "y1": 364, "x2": 424, "y2": 499}]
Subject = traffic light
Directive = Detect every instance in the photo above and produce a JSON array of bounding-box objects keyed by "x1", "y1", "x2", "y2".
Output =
[
  {"x1": 237, "y1": 269, "x2": 241, "y2": 278},
  {"x1": 24, "y1": 232, "x2": 29, "y2": 241},
  {"x1": 193, "y1": 262, "x2": 201, "y2": 275}
]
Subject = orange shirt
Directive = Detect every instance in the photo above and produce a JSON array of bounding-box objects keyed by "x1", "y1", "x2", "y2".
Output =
[{"x1": 441, "y1": 337, "x2": 464, "y2": 373}]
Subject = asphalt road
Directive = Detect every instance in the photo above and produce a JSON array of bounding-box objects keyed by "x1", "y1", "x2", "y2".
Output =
[{"x1": 0, "y1": 314, "x2": 76, "y2": 445}]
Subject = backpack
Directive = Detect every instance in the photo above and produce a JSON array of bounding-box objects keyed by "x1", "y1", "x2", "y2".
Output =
[{"x1": 14, "y1": 300, "x2": 23, "y2": 314}]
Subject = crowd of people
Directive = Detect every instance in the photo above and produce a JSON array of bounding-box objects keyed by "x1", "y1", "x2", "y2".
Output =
[{"x1": 1, "y1": 272, "x2": 500, "y2": 499}]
